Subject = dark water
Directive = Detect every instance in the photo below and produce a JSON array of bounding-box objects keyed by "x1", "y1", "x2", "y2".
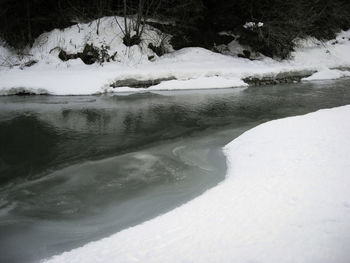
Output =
[{"x1": 0, "y1": 79, "x2": 350, "y2": 263}]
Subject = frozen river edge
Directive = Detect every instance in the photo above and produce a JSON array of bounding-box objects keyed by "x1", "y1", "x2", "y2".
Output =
[{"x1": 44, "y1": 105, "x2": 350, "y2": 263}]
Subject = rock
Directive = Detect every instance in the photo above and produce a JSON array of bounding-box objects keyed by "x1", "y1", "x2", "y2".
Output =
[
  {"x1": 58, "y1": 44, "x2": 114, "y2": 65},
  {"x1": 19, "y1": 60, "x2": 38, "y2": 69},
  {"x1": 58, "y1": 50, "x2": 72, "y2": 61},
  {"x1": 243, "y1": 70, "x2": 317, "y2": 86},
  {"x1": 80, "y1": 44, "x2": 99, "y2": 65},
  {"x1": 243, "y1": 50, "x2": 251, "y2": 58},
  {"x1": 148, "y1": 55, "x2": 155, "y2": 61},
  {"x1": 58, "y1": 49, "x2": 79, "y2": 61},
  {"x1": 148, "y1": 43, "x2": 165, "y2": 56},
  {"x1": 238, "y1": 50, "x2": 251, "y2": 59},
  {"x1": 111, "y1": 77, "x2": 176, "y2": 88}
]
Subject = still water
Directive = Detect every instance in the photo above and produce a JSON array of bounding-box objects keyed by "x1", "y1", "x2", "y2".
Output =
[{"x1": 1, "y1": 79, "x2": 350, "y2": 263}]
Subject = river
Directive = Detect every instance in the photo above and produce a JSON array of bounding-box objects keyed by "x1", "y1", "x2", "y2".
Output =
[{"x1": 1, "y1": 79, "x2": 350, "y2": 263}]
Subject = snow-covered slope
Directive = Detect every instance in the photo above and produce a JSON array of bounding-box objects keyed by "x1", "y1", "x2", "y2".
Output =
[
  {"x1": 1, "y1": 16, "x2": 171, "y2": 67},
  {"x1": 0, "y1": 39, "x2": 16, "y2": 68},
  {"x1": 44, "y1": 105, "x2": 350, "y2": 263},
  {"x1": 0, "y1": 17, "x2": 350, "y2": 95},
  {"x1": 29, "y1": 16, "x2": 171, "y2": 65},
  {"x1": 293, "y1": 30, "x2": 350, "y2": 69}
]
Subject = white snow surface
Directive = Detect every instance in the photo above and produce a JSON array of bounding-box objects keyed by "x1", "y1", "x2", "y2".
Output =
[
  {"x1": 0, "y1": 39, "x2": 16, "y2": 68},
  {"x1": 302, "y1": 68, "x2": 350, "y2": 81},
  {"x1": 292, "y1": 30, "x2": 350, "y2": 68},
  {"x1": 0, "y1": 17, "x2": 350, "y2": 95},
  {"x1": 104, "y1": 76, "x2": 247, "y2": 93},
  {"x1": 243, "y1": 21, "x2": 264, "y2": 29},
  {"x1": 44, "y1": 105, "x2": 350, "y2": 263}
]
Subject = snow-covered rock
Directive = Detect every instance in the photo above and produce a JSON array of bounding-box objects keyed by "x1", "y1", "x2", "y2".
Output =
[{"x1": 44, "y1": 105, "x2": 350, "y2": 263}]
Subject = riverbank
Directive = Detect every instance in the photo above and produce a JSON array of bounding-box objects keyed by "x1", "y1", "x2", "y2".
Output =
[
  {"x1": 1, "y1": 17, "x2": 350, "y2": 95},
  {"x1": 44, "y1": 104, "x2": 350, "y2": 263}
]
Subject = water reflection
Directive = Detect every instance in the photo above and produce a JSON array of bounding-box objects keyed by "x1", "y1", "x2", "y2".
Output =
[{"x1": 0, "y1": 115, "x2": 61, "y2": 184}]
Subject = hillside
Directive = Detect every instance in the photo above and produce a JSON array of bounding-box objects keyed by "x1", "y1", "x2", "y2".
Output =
[{"x1": 0, "y1": 16, "x2": 350, "y2": 95}]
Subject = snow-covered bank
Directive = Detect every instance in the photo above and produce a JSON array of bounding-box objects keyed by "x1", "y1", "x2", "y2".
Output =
[
  {"x1": 1, "y1": 17, "x2": 350, "y2": 95},
  {"x1": 302, "y1": 68, "x2": 350, "y2": 81},
  {"x1": 44, "y1": 105, "x2": 350, "y2": 263}
]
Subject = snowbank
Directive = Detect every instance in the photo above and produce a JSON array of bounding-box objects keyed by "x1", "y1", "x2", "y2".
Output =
[
  {"x1": 0, "y1": 39, "x2": 16, "y2": 68},
  {"x1": 104, "y1": 76, "x2": 247, "y2": 93},
  {"x1": 0, "y1": 17, "x2": 350, "y2": 95},
  {"x1": 28, "y1": 16, "x2": 171, "y2": 65},
  {"x1": 292, "y1": 30, "x2": 350, "y2": 69},
  {"x1": 302, "y1": 68, "x2": 350, "y2": 81},
  {"x1": 44, "y1": 105, "x2": 350, "y2": 263}
]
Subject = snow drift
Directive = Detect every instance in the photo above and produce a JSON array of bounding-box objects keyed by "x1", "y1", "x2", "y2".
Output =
[
  {"x1": 44, "y1": 105, "x2": 350, "y2": 263},
  {"x1": 302, "y1": 68, "x2": 350, "y2": 81}
]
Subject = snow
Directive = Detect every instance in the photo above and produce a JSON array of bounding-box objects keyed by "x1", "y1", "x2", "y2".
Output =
[
  {"x1": 217, "y1": 31, "x2": 235, "y2": 37},
  {"x1": 0, "y1": 17, "x2": 350, "y2": 95},
  {"x1": 29, "y1": 16, "x2": 171, "y2": 65},
  {"x1": 149, "y1": 76, "x2": 247, "y2": 90},
  {"x1": 44, "y1": 105, "x2": 350, "y2": 263},
  {"x1": 292, "y1": 30, "x2": 350, "y2": 69},
  {"x1": 302, "y1": 68, "x2": 350, "y2": 81},
  {"x1": 243, "y1": 21, "x2": 264, "y2": 29},
  {"x1": 0, "y1": 39, "x2": 16, "y2": 68},
  {"x1": 105, "y1": 76, "x2": 247, "y2": 93}
]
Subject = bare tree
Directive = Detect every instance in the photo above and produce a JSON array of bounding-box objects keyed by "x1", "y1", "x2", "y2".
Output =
[{"x1": 114, "y1": 0, "x2": 163, "y2": 46}]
